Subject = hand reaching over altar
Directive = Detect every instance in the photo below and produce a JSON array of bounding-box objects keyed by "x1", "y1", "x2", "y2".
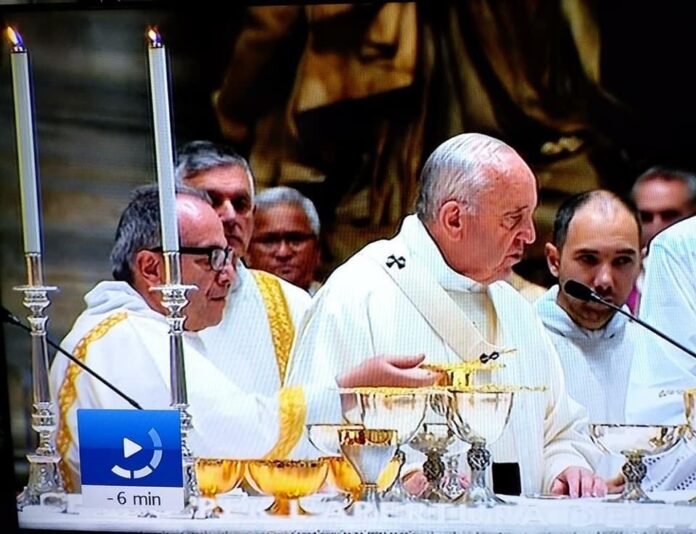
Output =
[
  {"x1": 336, "y1": 354, "x2": 439, "y2": 389},
  {"x1": 550, "y1": 466, "x2": 607, "y2": 497}
]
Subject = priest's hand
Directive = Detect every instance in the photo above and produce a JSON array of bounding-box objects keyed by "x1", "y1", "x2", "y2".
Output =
[
  {"x1": 606, "y1": 473, "x2": 625, "y2": 494},
  {"x1": 402, "y1": 469, "x2": 470, "y2": 497},
  {"x1": 550, "y1": 466, "x2": 607, "y2": 498},
  {"x1": 336, "y1": 354, "x2": 439, "y2": 389}
]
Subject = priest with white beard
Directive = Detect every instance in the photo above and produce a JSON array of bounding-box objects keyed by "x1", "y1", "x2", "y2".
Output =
[{"x1": 286, "y1": 133, "x2": 606, "y2": 497}]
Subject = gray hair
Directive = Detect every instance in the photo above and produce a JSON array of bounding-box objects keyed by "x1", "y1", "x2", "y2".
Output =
[
  {"x1": 110, "y1": 183, "x2": 211, "y2": 283},
  {"x1": 631, "y1": 166, "x2": 696, "y2": 204},
  {"x1": 175, "y1": 140, "x2": 255, "y2": 198},
  {"x1": 255, "y1": 186, "x2": 320, "y2": 236},
  {"x1": 416, "y1": 133, "x2": 522, "y2": 222}
]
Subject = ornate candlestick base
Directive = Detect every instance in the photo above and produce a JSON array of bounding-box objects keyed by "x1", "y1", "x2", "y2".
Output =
[
  {"x1": 151, "y1": 276, "x2": 201, "y2": 516},
  {"x1": 14, "y1": 268, "x2": 67, "y2": 511}
]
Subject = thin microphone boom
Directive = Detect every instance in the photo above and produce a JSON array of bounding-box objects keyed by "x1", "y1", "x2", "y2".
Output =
[
  {"x1": 1, "y1": 304, "x2": 142, "y2": 410},
  {"x1": 563, "y1": 280, "x2": 696, "y2": 360}
]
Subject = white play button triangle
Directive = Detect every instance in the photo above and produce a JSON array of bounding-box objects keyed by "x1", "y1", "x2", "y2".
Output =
[{"x1": 123, "y1": 437, "x2": 142, "y2": 459}]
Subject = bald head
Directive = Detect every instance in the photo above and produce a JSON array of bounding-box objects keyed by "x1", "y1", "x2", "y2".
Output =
[{"x1": 547, "y1": 190, "x2": 641, "y2": 330}]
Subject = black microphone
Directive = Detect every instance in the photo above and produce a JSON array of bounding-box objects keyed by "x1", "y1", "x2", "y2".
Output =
[
  {"x1": 1, "y1": 304, "x2": 142, "y2": 410},
  {"x1": 563, "y1": 280, "x2": 696, "y2": 359}
]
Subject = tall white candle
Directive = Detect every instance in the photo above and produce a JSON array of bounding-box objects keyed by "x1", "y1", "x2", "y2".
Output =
[
  {"x1": 147, "y1": 28, "x2": 178, "y2": 252},
  {"x1": 7, "y1": 27, "x2": 41, "y2": 254}
]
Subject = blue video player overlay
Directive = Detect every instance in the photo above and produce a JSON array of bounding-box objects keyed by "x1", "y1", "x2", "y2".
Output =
[{"x1": 77, "y1": 409, "x2": 183, "y2": 487}]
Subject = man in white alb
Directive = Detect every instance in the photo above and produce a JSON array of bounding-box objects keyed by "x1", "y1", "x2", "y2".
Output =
[
  {"x1": 286, "y1": 133, "x2": 606, "y2": 497},
  {"x1": 536, "y1": 190, "x2": 641, "y2": 424},
  {"x1": 176, "y1": 141, "x2": 311, "y2": 394},
  {"x1": 535, "y1": 190, "x2": 641, "y2": 482}
]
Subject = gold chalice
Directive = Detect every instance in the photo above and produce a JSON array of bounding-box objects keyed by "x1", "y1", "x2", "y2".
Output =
[
  {"x1": 422, "y1": 361, "x2": 506, "y2": 389},
  {"x1": 246, "y1": 459, "x2": 329, "y2": 516},
  {"x1": 307, "y1": 423, "x2": 364, "y2": 456},
  {"x1": 677, "y1": 390, "x2": 696, "y2": 506},
  {"x1": 589, "y1": 423, "x2": 684, "y2": 503},
  {"x1": 339, "y1": 427, "x2": 398, "y2": 516},
  {"x1": 684, "y1": 389, "x2": 696, "y2": 444},
  {"x1": 328, "y1": 456, "x2": 400, "y2": 500},
  {"x1": 195, "y1": 459, "x2": 245, "y2": 517},
  {"x1": 438, "y1": 387, "x2": 514, "y2": 507},
  {"x1": 306, "y1": 423, "x2": 364, "y2": 505},
  {"x1": 341, "y1": 387, "x2": 428, "y2": 503}
]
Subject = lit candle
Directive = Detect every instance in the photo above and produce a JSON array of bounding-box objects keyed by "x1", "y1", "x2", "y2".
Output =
[
  {"x1": 7, "y1": 27, "x2": 42, "y2": 254},
  {"x1": 146, "y1": 27, "x2": 178, "y2": 252}
]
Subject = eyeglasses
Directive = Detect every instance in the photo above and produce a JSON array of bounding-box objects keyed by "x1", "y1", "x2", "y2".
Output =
[
  {"x1": 252, "y1": 231, "x2": 316, "y2": 251},
  {"x1": 148, "y1": 246, "x2": 235, "y2": 272}
]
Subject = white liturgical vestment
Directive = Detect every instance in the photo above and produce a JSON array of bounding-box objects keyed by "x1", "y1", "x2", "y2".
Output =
[
  {"x1": 199, "y1": 263, "x2": 311, "y2": 394},
  {"x1": 625, "y1": 216, "x2": 696, "y2": 490},
  {"x1": 535, "y1": 286, "x2": 636, "y2": 424},
  {"x1": 536, "y1": 286, "x2": 636, "y2": 478},
  {"x1": 49, "y1": 281, "x2": 337, "y2": 492},
  {"x1": 286, "y1": 215, "x2": 599, "y2": 494}
]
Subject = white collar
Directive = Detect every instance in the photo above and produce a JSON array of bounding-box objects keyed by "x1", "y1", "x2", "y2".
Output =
[{"x1": 400, "y1": 214, "x2": 488, "y2": 293}]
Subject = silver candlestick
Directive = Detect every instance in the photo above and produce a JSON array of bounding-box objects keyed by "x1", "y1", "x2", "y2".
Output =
[
  {"x1": 15, "y1": 253, "x2": 66, "y2": 511},
  {"x1": 151, "y1": 251, "x2": 200, "y2": 513}
]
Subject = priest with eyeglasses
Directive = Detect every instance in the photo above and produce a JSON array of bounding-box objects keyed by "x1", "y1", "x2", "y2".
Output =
[{"x1": 49, "y1": 184, "x2": 435, "y2": 492}]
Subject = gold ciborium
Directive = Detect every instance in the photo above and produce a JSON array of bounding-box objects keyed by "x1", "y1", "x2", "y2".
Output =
[
  {"x1": 589, "y1": 424, "x2": 683, "y2": 503},
  {"x1": 341, "y1": 387, "x2": 428, "y2": 502},
  {"x1": 246, "y1": 459, "x2": 329, "y2": 516},
  {"x1": 196, "y1": 458, "x2": 245, "y2": 517},
  {"x1": 438, "y1": 387, "x2": 514, "y2": 507},
  {"x1": 339, "y1": 427, "x2": 397, "y2": 516},
  {"x1": 195, "y1": 459, "x2": 245, "y2": 517}
]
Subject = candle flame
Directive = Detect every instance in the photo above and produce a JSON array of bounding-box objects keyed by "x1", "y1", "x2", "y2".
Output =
[
  {"x1": 5, "y1": 26, "x2": 25, "y2": 51},
  {"x1": 146, "y1": 27, "x2": 163, "y2": 48}
]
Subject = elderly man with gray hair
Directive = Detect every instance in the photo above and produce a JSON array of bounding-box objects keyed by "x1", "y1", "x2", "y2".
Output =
[
  {"x1": 247, "y1": 186, "x2": 322, "y2": 294},
  {"x1": 286, "y1": 132, "x2": 606, "y2": 498}
]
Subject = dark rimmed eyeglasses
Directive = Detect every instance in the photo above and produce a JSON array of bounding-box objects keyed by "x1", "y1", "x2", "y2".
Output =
[{"x1": 148, "y1": 246, "x2": 235, "y2": 272}]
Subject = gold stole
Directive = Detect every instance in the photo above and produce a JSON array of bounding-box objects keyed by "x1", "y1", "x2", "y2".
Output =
[
  {"x1": 251, "y1": 270, "x2": 295, "y2": 384},
  {"x1": 251, "y1": 270, "x2": 305, "y2": 459}
]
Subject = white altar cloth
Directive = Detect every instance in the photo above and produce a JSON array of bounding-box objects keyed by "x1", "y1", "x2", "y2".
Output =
[{"x1": 18, "y1": 492, "x2": 696, "y2": 533}]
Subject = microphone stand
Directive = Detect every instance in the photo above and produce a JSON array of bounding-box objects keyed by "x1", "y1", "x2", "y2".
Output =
[
  {"x1": 588, "y1": 294, "x2": 696, "y2": 359},
  {"x1": 2, "y1": 311, "x2": 142, "y2": 410}
]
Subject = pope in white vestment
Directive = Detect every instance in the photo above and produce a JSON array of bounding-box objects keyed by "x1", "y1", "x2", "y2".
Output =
[
  {"x1": 49, "y1": 281, "x2": 336, "y2": 492},
  {"x1": 286, "y1": 215, "x2": 599, "y2": 494},
  {"x1": 199, "y1": 262, "x2": 311, "y2": 395}
]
